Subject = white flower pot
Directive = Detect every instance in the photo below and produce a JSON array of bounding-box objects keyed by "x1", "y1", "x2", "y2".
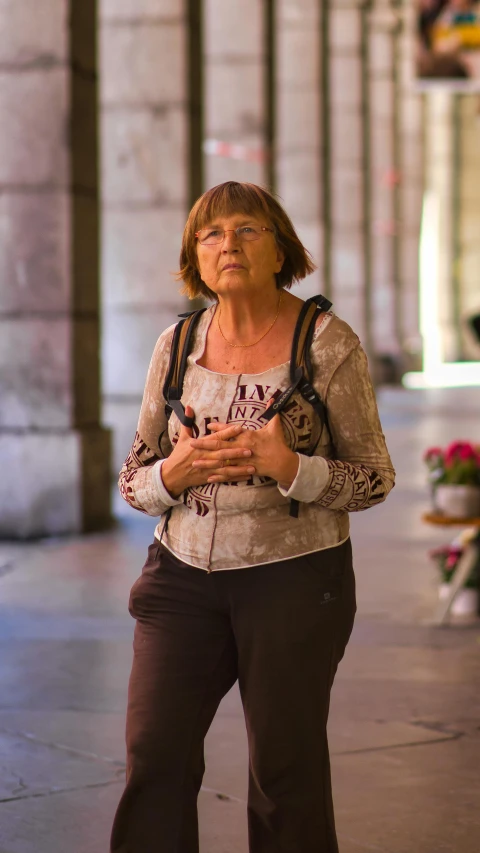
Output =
[
  {"x1": 439, "y1": 583, "x2": 478, "y2": 616},
  {"x1": 434, "y1": 484, "x2": 480, "y2": 519}
]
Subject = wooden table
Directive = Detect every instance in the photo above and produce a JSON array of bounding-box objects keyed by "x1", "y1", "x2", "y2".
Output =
[{"x1": 422, "y1": 514, "x2": 480, "y2": 626}]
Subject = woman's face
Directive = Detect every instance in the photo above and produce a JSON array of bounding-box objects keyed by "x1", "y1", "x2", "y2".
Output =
[{"x1": 195, "y1": 212, "x2": 285, "y2": 299}]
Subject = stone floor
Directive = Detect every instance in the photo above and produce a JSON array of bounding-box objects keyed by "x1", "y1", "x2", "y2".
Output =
[{"x1": 0, "y1": 386, "x2": 479, "y2": 853}]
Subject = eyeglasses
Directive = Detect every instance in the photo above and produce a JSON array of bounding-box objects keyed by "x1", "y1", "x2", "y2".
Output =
[{"x1": 195, "y1": 226, "x2": 274, "y2": 246}]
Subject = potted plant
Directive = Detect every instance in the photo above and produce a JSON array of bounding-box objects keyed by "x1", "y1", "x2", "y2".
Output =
[
  {"x1": 424, "y1": 441, "x2": 480, "y2": 518},
  {"x1": 429, "y1": 528, "x2": 480, "y2": 616}
]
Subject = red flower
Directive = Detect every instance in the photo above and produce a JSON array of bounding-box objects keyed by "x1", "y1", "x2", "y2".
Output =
[
  {"x1": 444, "y1": 440, "x2": 476, "y2": 465},
  {"x1": 423, "y1": 446, "x2": 444, "y2": 462}
]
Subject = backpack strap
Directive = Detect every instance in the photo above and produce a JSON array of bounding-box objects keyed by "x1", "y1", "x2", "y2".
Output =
[
  {"x1": 296, "y1": 297, "x2": 332, "y2": 428},
  {"x1": 261, "y1": 294, "x2": 332, "y2": 426},
  {"x1": 163, "y1": 308, "x2": 207, "y2": 428},
  {"x1": 259, "y1": 294, "x2": 332, "y2": 519},
  {"x1": 290, "y1": 297, "x2": 318, "y2": 383}
]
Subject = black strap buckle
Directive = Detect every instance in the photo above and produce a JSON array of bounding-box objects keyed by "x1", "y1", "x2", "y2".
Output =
[
  {"x1": 167, "y1": 391, "x2": 195, "y2": 428},
  {"x1": 259, "y1": 367, "x2": 304, "y2": 422}
]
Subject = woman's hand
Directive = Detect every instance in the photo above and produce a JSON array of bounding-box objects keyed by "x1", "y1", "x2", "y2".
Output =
[
  {"x1": 189, "y1": 401, "x2": 300, "y2": 489},
  {"x1": 161, "y1": 406, "x2": 256, "y2": 498}
]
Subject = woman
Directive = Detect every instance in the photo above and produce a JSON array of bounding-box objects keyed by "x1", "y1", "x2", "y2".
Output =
[{"x1": 111, "y1": 181, "x2": 395, "y2": 853}]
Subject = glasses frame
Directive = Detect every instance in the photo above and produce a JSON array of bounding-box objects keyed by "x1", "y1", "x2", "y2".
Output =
[{"x1": 195, "y1": 226, "x2": 274, "y2": 245}]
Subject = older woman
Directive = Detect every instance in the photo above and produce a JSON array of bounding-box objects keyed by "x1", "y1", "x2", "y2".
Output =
[{"x1": 110, "y1": 181, "x2": 395, "y2": 853}]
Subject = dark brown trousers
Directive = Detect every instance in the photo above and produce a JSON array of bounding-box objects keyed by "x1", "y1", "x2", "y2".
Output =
[{"x1": 110, "y1": 539, "x2": 356, "y2": 853}]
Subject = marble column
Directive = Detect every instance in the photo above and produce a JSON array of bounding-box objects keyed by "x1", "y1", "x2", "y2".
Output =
[
  {"x1": 0, "y1": 0, "x2": 111, "y2": 537},
  {"x1": 275, "y1": 0, "x2": 323, "y2": 299},
  {"x1": 100, "y1": 1, "x2": 192, "y2": 474},
  {"x1": 203, "y1": 0, "x2": 267, "y2": 188}
]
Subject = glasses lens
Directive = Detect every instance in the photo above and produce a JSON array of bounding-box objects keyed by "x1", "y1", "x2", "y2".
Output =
[
  {"x1": 238, "y1": 226, "x2": 261, "y2": 241},
  {"x1": 197, "y1": 226, "x2": 264, "y2": 244},
  {"x1": 198, "y1": 229, "x2": 223, "y2": 245}
]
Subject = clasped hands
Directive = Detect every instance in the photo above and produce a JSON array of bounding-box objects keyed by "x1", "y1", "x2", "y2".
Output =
[{"x1": 161, "y1": 403, "x2": 299, "y2": 499}]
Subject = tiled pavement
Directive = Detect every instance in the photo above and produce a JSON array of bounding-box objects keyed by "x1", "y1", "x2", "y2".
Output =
[{"x1": 0, "y1": 387, "x2": 479, "y2": 853}]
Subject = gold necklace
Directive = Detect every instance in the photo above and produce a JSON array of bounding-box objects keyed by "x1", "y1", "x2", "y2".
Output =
[{"x1": 217, "y1": 292, "x2": 283, "y2": 348}]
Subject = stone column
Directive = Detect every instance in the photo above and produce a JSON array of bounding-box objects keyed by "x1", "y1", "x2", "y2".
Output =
[
  {"x1": 100, "y1": 1, "x2": 191, "y2": 474},
  {"x1": 328, "y1": 0, "x2": 370, "y2": 349},
  {"x1": 0, "y1": 1, "x2": 111, "y2": 537},
  {"x1": 397, "y1": 0, "x2": 424, "y2": 369},
  {"x1": 423, "y1": 92, "x2": 457, "y2": 363},
  {"x1": 457, "y1": 96, "x2": 480, "y2": 361},
  {"x1": 203, "y1": 0, "x2": 267, "y2": 188},
  {"x1": 275, "y1": 0, "x2": 323, "y2": 299},
  {"x1": 368, "y1": 1, "x2": 403, "y2": 360}
]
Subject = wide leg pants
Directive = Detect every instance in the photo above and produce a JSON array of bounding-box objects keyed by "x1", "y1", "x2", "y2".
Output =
[{"x1": 110, "y1": 539, "x2": 356, "y2": 853}]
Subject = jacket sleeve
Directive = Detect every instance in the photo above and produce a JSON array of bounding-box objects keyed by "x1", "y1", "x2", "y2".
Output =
[
  {"x1": 118, "y1": 325, "x2": 184, "y2": 517},
  {"x1": 278, "y1": 343, "x2": 395, "y2": 512}
]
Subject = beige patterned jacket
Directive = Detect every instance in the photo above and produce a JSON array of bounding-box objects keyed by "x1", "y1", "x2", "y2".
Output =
[{"x1": 119, "y1": 308, "x2": 395, "y2": 571}]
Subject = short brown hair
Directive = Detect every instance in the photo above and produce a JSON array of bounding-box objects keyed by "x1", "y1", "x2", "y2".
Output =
[{"x1": 176, "y1": 181, "x2": 316, "y2": 300}]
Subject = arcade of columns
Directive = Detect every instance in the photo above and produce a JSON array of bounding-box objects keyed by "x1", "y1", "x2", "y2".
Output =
[{"x1": 1, "y1": 0, "x2": 479, "y2": 536}]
